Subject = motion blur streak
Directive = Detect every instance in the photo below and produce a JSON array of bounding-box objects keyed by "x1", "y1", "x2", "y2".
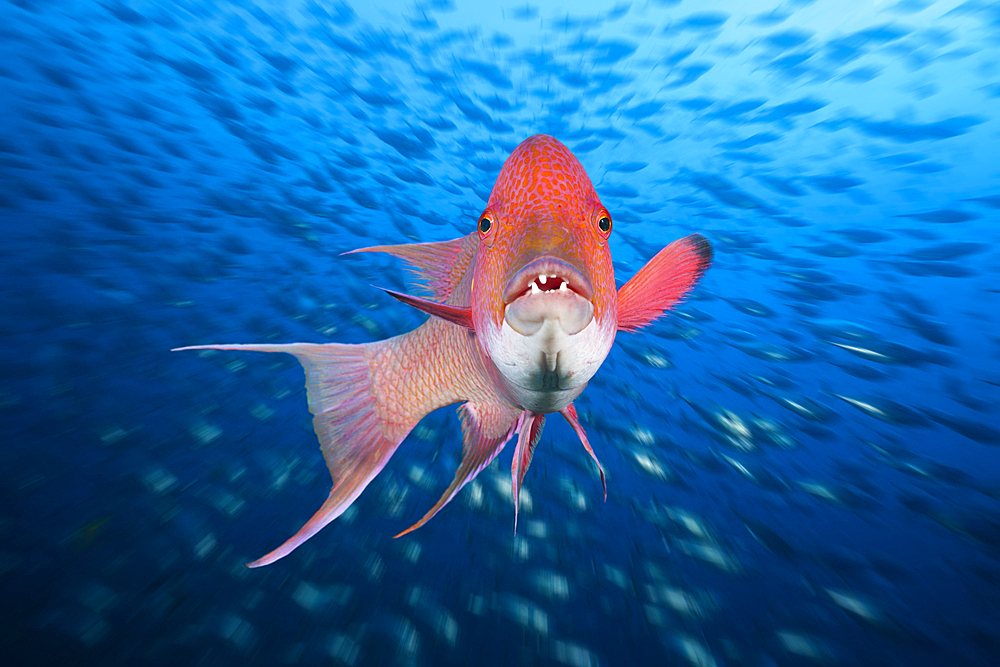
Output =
[{"x1": 0, "y1": 1, "x2": 998, "y2": 666}]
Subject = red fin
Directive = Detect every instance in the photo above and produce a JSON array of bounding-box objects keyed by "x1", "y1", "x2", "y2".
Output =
[
  {"x1": 617, "y1": 233, "x2": 713, "y2": 332},
  {"x1": 381, "y1": 288, "x2": 474, "y2": 329},
  {"x1": 511, "y1": 411, "x2": 545, "y2": 535},
  {"x1": 560, "y1": 404, "x2": 606, "y2": 502},
  {"x1": 346, "y1": 233, "x2": 478, "y2": 305},
  {"x1": 173, "y1": 322, "x2": 487, "y2": 566},
  {"x1": 173, "y1": 342, "x2": 404, "y2": 567},
  {"x1": 394, "y1": 401, "x2": 520, "y2": 538}
]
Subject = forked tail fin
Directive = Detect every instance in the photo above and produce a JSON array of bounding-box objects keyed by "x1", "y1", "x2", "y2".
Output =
[{"x1": 174, "y1": 341, "x2": 418, "y2": 567}]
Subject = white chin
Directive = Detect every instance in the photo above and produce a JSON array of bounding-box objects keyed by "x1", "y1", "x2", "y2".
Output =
[
  {"x1": 504, "y1": 289, "x2": 594, "y2": 336},
  {"x1": 488, "y1": 302, "x2": 615, "y2": 413}
]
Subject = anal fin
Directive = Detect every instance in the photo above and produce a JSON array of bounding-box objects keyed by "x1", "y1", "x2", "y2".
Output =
[{"x1": 394, "y1": 401, "x2": 521, "y2": 537}]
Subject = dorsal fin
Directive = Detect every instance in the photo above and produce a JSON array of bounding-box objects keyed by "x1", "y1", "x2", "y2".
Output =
[{"x1": 346, "y1": 233, "x2": 478, "y2": 306}]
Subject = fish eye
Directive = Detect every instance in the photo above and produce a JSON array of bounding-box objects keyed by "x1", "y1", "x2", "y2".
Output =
[
  {"x1": 479, "y1": 216, "x2": 492, "y2": 234},
  {"x1": 598, "y1": 214, "x2": 612, "y2": 234}
]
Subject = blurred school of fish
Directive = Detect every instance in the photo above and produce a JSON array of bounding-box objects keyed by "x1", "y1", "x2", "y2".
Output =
[{"x1": 0, "y1": 0, "x2": 999, "y2": 665}]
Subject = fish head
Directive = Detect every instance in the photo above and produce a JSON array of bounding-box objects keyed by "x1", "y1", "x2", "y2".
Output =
[{"x1": 472, "y1": 135, "x2": 617, "y2": 412}]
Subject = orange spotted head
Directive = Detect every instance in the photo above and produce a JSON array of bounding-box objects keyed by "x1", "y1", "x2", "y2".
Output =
[{"x1": 472, "y1": 135, "x2": 618, "y2": 413}]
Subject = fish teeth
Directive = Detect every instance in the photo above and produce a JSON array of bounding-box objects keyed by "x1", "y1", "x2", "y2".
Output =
[{"x1": 528, "y1": 275, "x2": 567, "y2": 295}]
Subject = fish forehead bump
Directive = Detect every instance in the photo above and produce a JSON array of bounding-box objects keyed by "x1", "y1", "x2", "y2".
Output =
[{"x1": 489, "y1": 135, "x2": 598, "y2": 211}]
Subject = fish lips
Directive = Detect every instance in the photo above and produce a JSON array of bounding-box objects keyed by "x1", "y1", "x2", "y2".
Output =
[{"x1": 502, "y1": 256, "x2": 595, "y2": 336}]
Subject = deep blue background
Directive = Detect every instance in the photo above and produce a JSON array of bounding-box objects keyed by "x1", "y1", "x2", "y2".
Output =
[{"x1": 1, "y1": 0, "x2": 999, "y2": 665}]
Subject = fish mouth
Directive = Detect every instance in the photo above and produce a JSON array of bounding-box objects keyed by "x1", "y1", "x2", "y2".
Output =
[
  {"x1": 502, "y1": 257, "x2": 594, "y2": 304},
  {"x1": 502, "y1": 257, "x2": 595, "y2": 336}
]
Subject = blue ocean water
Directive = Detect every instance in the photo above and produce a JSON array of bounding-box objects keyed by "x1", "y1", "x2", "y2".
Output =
[{"x1": 2, "y1": 0, "x2": 999, "y2": 664}]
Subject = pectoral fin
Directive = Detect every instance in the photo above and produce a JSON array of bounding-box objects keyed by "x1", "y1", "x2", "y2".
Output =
[
  {"x1": 617, "y1": 233, "x2": 713, "y2": 332},
  {"x1": 380, "y1": 288, "x2": 474, "y2": 330}
]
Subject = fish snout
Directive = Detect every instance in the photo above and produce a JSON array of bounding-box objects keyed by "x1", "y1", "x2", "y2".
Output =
[{"x1": 502, "y1": 257, "x2": 595, "y2": 336}]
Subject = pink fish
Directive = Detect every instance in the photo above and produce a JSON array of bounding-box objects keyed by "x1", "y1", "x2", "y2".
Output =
[{"x1": 175, "y1": 135, "x2": 711, "y2": 567}]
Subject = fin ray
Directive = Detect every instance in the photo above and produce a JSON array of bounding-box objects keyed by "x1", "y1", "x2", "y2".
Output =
[
  {"x1": 174, "y1": 323, "x2": 487, "y2": 566},
  {"x1": 394, "y1": 401, "x2": 520, "y2": 537},
  {"x1": 511, "y1": 412, "x2": 545, "y2": 534},
  {"x1": 617, "y1": 233, "x2": 713, "y2": 332},
  {"x1": 560, "y1": 404, "x2": 606, "y2": 502},
  {"x1": 380, "y1": 288, "x2": 474, "y2": 329},
  {"x1": 176, "y1": 343, "x2": 407, "y2": 567},
  {"x1": 346, "y1": 233, "x2": 478, "y2": 305}
]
